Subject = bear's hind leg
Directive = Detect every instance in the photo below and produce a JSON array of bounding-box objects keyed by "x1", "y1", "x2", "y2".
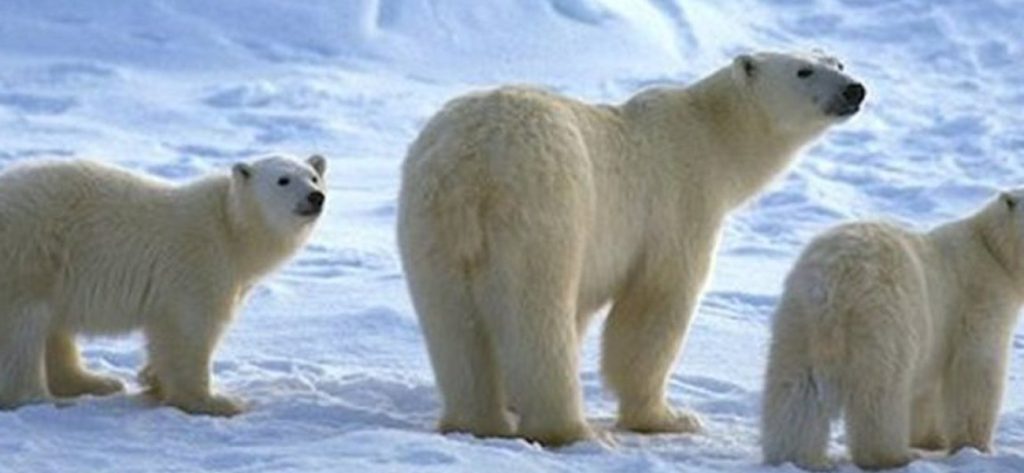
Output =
[
  {"x1": 484, "y1": 289, "x2": 591, "y2": 445},
  {"x1": 478, "y1": 242, "x2": 592, "y2": 446},
  {"x1": 843, "y1": 354, "x2": 917, "y2": 469},
  {"x1": 0, "y1": 301, "x2": 54, "y2": 409},
  {"x1": 407, "y1": 265, "x2": 513, "y2": 438},
  {"x1": 45, "y1": 329, "x2": 124, "y2": 398},
  {"x1": 143, "y1": 298, "x2": 242, "y2": 417},
  {"x1": 944, "y1": 343, "x2": 1006, "y2": 453},
  {"x1": 761, "y1": 297, "x2": 834, "y2": 470},
  {"x1": 910, "y1": 389, "x2": 947, "y2": 451}
]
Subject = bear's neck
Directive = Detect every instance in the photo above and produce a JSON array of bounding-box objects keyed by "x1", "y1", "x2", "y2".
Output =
[
  {"x1": 933, "y1": 212, "x2": 1024, "y2": 305},
  {"x1": 674, "y1": 68, "x2": 822, "y2": 208},
  {"x1": 209, "y1": 177, "x2": 302, "y2": 287}
]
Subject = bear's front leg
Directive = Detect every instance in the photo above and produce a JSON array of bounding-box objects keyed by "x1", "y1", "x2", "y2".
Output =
[
  {"x1": 45, "y1": 329, "x2": 124, "y2": 398},
  {"x1": 944, "y1": 343, "x2": 1007, "y2": 453},
  {"x1": 143, "y1": 298, "x2": 242, "y2": 417},
  {"x1": 0, "y1": 301, "x2": 54, "y2": 408},
  {"x1": 910, "y1": 388, "x2": 947, "y2": 451},
  {"x1": 601, "y1": 262, "x2": 705, "y2": 434},
  {"x1": 137, "y1": 362, "x2": 163, "y2": 397}
]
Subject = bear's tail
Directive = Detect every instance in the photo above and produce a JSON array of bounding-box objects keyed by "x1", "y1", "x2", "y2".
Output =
[{"x1": 761, "y1": 298, "x2": 839, "y2": 470}]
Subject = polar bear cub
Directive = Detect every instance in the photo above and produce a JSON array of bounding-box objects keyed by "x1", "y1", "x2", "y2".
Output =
[
  {"x1": 399, "y1": 51, "x2": 865, "y2": 445},
  {"x1": 0, "y1": 154, "x2": 327, "y2": 416},
  {"x1": 762, "y1": 190, "x2": 1024, "y2": 470}
]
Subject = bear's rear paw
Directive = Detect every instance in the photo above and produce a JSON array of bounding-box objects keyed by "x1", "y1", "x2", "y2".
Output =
[
  {"x1": 911, "y1": 432, "x2": 948, "y2": 451},
  {"x1": 137, "y1": 364, "x2": 163, "y2": 398},
  {"x1": 618, "y1": 405, "x2": 703, "y2": 434},
  {"x1": 439, "y1": 412, "x2": 515, "y2": 438},
  {"x1": 167, "y1": 393, "x2": 245, "y2": 417},
  {"x1": 49, "y1": 372, "x2": 124, "y2": 398},
  {"x1": 853, "y1": 449, "x2": 919, "y2": 471},
  {"x1": 949, "y1": 440, "x2": 994, "y2": 455},
  {"x1": 519, "y1": 419, "x2": 594, "y2": 447},
  {"x1": 792, "y1": 455, "x2": 836, "y2": 471}
]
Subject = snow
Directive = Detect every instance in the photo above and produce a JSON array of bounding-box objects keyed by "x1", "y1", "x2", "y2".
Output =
[{"x1": 0, "y1": 0, "x2": 1023, "y2": 471}]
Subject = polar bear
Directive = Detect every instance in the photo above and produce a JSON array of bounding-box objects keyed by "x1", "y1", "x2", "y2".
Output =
[
  {"x1": 762, "y1": 190, "x2": 1024, "y2": 470},
  {"x1": 398, "y1": 51, "x2": 865, "y2": 445},
  {"x1": 0, "y1": 154, "x2": 327, "y2": 416}
]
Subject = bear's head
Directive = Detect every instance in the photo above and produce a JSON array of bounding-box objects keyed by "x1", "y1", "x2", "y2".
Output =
[
  {"x1": 230, "y1": 154, "x2": 327, "y2": 241},
  {"x1": 732, "y1": 51, "x2": 866, "y2": 136}
]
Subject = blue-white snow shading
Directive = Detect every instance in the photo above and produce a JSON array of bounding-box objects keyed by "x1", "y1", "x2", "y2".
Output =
[{"x1": 0, "y1": 0, "x2": 1023, "y2": 472}]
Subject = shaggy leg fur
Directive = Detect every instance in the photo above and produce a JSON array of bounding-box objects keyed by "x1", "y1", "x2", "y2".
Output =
[
  {"x1": 477, "y1": 233, "x2": 592, "y2": 446},
  {"x1": 45, "y1": 330, "x2": 123, "y2": 398},
  {"x1": 407, "y1": 264, "x2": 513, "y2": 437},
  {"x1": 842, "y1": 323, "x2": 917, "y2": 470},
  {"x1": 144, "y1": 298, "x2": 242, "y2": 417},
  {"x1": 761, "y1": 298, "x2": 834, "y2": 470},
  {"x1": 602, "y1": 242, "x2": 714, "y2": 435},
  {"x1": 602, "y1": 275, "x2": 702, "y2": 434},
  {"x1": 910, "y1": 389, "x2": 947, "y2": 451},
  {"x1": 945, "y1": 344, "x2": 1005, "y2": 453},
  {"x1": 0, "y1": 301, "x2": 53, "y2": 408}
]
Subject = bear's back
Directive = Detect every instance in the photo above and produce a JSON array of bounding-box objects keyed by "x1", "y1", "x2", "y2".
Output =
[
  {"x1": 0, "y1": 160, "x2": 180, "y2": 251},
  {"x1": 0, "y1": 160, "x2": 171, "y2": 210},
  {"x1": 784, "y1": 221, "x2": 930, "y2": 326},
  {"x1": 797, "y1": 222, "x2": 922, "y2": 280}
]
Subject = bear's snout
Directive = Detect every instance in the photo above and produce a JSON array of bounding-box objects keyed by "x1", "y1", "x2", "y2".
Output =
[
  {"x1": 843, "y1": 83, "x2": 866, "y2": 106},
  {"x1": 307, "y1": 191, "x2": 325, "y2": 211},
  {"x1": 294, "y1": 191, "x2": 325, "y2": 217},
  {"x1": 826, "y1": 82, "x2": 866, "y2": 118}
]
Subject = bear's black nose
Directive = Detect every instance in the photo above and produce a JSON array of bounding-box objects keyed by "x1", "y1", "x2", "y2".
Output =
[
  {"x1": 307, "y1": 191, "x2": 325, "y2": 209},
  {"x1": 843, "y1": 83, "x2": 866, "y2": 105}
]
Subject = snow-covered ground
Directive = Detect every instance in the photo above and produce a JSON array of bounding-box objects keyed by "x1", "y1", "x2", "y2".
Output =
[{"x1": 1, "y1": 0, "x2": 1023, "y2": 471}]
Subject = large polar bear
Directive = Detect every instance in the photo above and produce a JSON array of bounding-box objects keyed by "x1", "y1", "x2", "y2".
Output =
[
  {"x1": 0, "y1": 154, "x2": 327, "y2": 416},
  {"x1": 398, "y1": 51, "x2": 866, "y2": 445},
  {"x1": 762, "y1": 190, "x2": 1024, "y2": 470}
]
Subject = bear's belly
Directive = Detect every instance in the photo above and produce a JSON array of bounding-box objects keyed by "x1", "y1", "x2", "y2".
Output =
[
  {"x1": 54, "y1": 271, "x2": 154, "y2": 335},
  {"x1": 57, "y1": 293, "x2": 147, "y2": 335}
]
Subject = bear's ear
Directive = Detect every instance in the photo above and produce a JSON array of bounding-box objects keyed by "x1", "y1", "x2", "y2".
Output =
[
  {"x1": 308, "y1": 154, "x2": 326, "y2": 177},
  {"x1": 233, "y1": 162, "x2": 253, "y2": 181},
  {"x1": 1001, "y1": 192, "x2": 1017, "y2": 211},
  {"x1": 732, "y1": 54, "x2": 757, "y2": 83}
]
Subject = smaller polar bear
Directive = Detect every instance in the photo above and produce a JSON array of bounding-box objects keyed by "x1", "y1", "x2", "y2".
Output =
[
  {"x1": 0, "y1": 154, "x2": 327, "y2": 416},
  {"x1": 762, "y1": 190, "x2": 1024, "y2": 470},
  {"x1": 399, "y1": 51, "x2": 864, "y2": 445}
]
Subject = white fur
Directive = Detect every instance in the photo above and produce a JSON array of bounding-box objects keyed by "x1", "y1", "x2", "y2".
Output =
[
  {"x1": 398, "y1": 51, "x2": 863, "y2": 445},
  {"x1": 0, "y1": 154, "x2": 326, "y2": 415},
  {"x1": 762, "y1": 190, "x2": 1024, "y2": 470}
]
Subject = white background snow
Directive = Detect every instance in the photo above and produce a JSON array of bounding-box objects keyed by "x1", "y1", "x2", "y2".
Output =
[{"x1": 1, "y1": 0, "x2": 1023, "y2": 471}]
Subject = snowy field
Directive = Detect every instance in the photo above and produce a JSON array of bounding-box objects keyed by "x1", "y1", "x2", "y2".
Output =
[{"x1": 1, "y1": 0, "x2": 1024, "y2": 471}]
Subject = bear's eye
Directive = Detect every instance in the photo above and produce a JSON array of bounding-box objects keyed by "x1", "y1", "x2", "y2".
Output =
[
  {"x1": 797, "y1": 68, "x2": 814, "y2": 79},
  {"x1": 311, "y1": 176, "x2": 319, "y2": 184},
  {"x1": 1004, "y1": 194, "x2": 1017, "y2": 210},
  {"x1": 836, "y1": 62, "x2": 845, "y2": 71},
  {"x1": 277, "y1": 177, "x2": 290, "y2": 187}
]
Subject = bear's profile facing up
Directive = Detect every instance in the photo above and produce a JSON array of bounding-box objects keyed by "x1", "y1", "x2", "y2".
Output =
[
  {"x1": 398, "y1": 51, "x2": 865, "y2": 445},
  {"x1": 762, "y1": 190, "x2": 1024, "y2": 470},
  {"x1": 0, "y1": 154, "x2": 327, "y2": 416}
]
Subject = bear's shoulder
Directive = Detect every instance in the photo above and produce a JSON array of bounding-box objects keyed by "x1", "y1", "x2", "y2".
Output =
[
  {"x1": 442, "y1": 85, "x2": 590, "y2": 118},
  {"x1": 800, "y1": 220, "x2": 923, "y2": 269}
]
